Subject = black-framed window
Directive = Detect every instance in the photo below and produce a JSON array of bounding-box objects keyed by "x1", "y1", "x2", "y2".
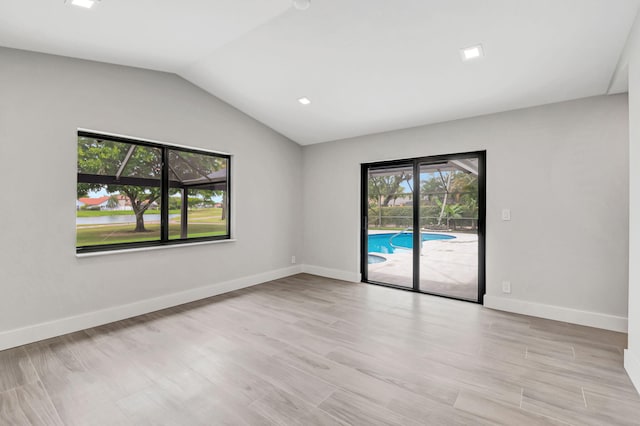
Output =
[{"x1": 76, "y1": 131, "x2": 230, "y2": 253}]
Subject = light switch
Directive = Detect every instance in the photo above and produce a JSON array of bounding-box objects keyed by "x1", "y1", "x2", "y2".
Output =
[{"x1": 501, "y1": 208, "x2": 511, "y2": 221}]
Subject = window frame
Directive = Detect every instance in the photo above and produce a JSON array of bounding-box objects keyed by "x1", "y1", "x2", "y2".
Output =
[
  {"x1": 76, "y1": 130, "x2": 231, "y2": 254},
  {"x1": 360, "y1": 150, "x2": 486, "y2": 304}
]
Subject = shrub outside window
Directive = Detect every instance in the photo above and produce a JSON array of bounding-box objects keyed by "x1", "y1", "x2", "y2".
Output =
[{"x1": 76, "y1": 131, "x2": 230, "y2": 253}]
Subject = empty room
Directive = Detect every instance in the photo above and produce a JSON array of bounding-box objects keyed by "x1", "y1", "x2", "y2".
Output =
[{"x1": 2, "y1": 0, "x2": 640, "y2": 424}]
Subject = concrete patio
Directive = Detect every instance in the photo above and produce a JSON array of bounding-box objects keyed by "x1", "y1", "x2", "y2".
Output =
[{"x1": 367, "y1": 231, "x2": 478, "y2": 301}]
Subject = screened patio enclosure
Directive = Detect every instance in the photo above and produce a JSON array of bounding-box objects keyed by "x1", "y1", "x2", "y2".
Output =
[{"x1": 77, "y1": 132, "x2": 230, "y2": 252}]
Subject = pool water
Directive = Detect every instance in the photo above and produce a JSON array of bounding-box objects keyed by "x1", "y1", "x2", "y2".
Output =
[{"x1": 368, "y1": 232, "x2": 455, "y2": 254}]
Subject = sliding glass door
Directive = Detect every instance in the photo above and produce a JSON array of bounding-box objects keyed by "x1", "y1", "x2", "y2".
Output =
[
  {"x1": 364, "y1": 163, "x2": 415, "y2": 288},
  {"x1": 362, "y1": 152, "x2": 485, "y2": 303}
]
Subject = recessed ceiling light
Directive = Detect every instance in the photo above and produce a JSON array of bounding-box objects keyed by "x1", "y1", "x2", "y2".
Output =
[
  {"x1": 293, "y1": 0, "x2": 311, "y2": 11},
  {"x1": 460, "y1": 44, "x2": 484, "y2": 62},
  {"x1": 298, "y1": 97, "x2": 311, "y2": 105},
  {"x1": 66, "y1": 0, "x2": 99, "y2": 9}
]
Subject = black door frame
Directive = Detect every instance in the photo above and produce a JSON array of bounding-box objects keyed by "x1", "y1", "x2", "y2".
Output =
[{"x1": 361, "y1": 150, "x2": 486, "y2": 304}]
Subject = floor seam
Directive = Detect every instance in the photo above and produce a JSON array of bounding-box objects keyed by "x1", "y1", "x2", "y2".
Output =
[
  {"x1": 24, "y1": 348, "x2": 65, "y2": 426},
  {"x1": 519, "y1": 387, "x2": 524, "y2": 408}
]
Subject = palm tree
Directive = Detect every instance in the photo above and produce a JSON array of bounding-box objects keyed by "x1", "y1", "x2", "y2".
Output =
[
  {"x1": 106, "y1": 194, "x2": 120, "y2": 210},
  {"x1": 435, "y1": 199, "x2": 464, "y2": 229}
]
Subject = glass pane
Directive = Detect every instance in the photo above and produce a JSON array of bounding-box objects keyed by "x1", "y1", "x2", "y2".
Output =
[
  {"x1": 77, "y1": 137, "x2": 163, "y2": 248},
  {"x1": 76, "y1": 185, "x2": 161, "y2": 247},
  {"x1": 168, "y1": 150, "x2": 227, "y2": 183},
  {"x1": 77, "y1": 137, "x2": 161, "y2": 179},
  {"x1": 366, "y1": 164, "x2": 414, "y2": 288},
  {"x1": 168, "y1": 150, "x2": 228, "y2": 240},
  {"x1": 419, "y1": 159, "x2": 479, "y2": 301}
]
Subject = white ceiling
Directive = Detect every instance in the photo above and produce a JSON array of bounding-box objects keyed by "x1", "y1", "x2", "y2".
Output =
[{"x1": 0, "y1": 0, "x2": 638, "y2": 145}]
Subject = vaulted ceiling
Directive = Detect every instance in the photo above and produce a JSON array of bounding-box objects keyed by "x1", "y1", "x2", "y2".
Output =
[{"x1": 1, "y1": 0, "x2": 638, "y2": 144}]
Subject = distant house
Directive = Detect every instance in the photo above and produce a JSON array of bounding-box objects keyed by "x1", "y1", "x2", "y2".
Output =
[
  {"x1": 77, "y1": 196, "x2": 110, "y2": 210},
  {"x1": 77, "y1": 194, "x2": 133, "y2": 211},
  {"x1": 390, "y1": 196, "x2": 412, "y2": 206},
  {"x1": 114, "y1": 194, "x2": 132, "y2": 211},
  {"x1": 146, "y1": 200, "x2": 159, "y2": 209}
]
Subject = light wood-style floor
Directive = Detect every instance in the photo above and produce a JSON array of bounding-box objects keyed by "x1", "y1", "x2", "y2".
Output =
[{"x1": 1, "y1": 274, "x2": 639, "y2": 425}]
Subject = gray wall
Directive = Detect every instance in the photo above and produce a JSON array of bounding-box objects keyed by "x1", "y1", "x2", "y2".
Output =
[
  {"x1": 0, "y1": 47, "x2": 302, "y2": 333},
  {"x1": 627, "y1": 12, "x2": 640, "y2": 389},
  {"x1": 302, "y1": 95, "x2": 629, "y2": 319},
  {"x1": 0, "y1": 46, "x2": 632, "y2": 349}
]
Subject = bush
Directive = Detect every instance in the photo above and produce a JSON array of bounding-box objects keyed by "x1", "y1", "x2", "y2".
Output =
[
  {"x1": 369, "y1": 205, "x2": 471, "y2": 228},
  {"x1": 368, "y1": 206, "x2": 414, "y2": 227}
]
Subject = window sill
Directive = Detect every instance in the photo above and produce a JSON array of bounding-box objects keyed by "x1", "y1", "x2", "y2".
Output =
[{"x1": 75, "y1": 238, "x2": 237, "y2": 258}]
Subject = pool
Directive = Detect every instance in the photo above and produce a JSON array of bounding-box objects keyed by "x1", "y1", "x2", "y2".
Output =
[{"x1": 368, "y1": 232, "x2": 455, "y2": 254}]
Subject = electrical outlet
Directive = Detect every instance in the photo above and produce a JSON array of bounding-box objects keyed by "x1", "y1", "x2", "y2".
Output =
[
  {"x1": 501, "y1": 208, "x2": 511, "y2": 221},
  {"x1": 291, "y1": 256, "x2": 296, "y2": 264},
  {"x1": 502, "y1": 280, "x2": 511, "y2": 294}
]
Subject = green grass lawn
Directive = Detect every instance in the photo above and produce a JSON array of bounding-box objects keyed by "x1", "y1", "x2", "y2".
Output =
[{"x1": 76, "y1": 208, "x2": 227, "y2": 246}]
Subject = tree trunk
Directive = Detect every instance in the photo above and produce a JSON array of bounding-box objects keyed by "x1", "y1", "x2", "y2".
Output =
[
  {"x1": 437, "y1": 173, "x2": 453, "y2": 226},
  {"x1": 180, "y1": 189, "x2": 188, "y2": 239},
  {"x1": 134, "y1": 211, "x2": 146, "y2": 232},
  {"x1": 221, "y1": 192, "x2": 227, "y2": 221}
]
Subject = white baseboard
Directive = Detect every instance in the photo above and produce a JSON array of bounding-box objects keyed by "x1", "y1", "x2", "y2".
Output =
[
  {"x1": 301, "y1": 264, "x2": 361, "y2": 283},
  {"x1": 484, "y1": 295, "x2": 628, "y2": 332},
  {"x1": 0, "y1": 265, "x2": 302, "y2": 352},
  {"x1": 624, "y1": 349, "x2": 640, "y2": 394}
]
